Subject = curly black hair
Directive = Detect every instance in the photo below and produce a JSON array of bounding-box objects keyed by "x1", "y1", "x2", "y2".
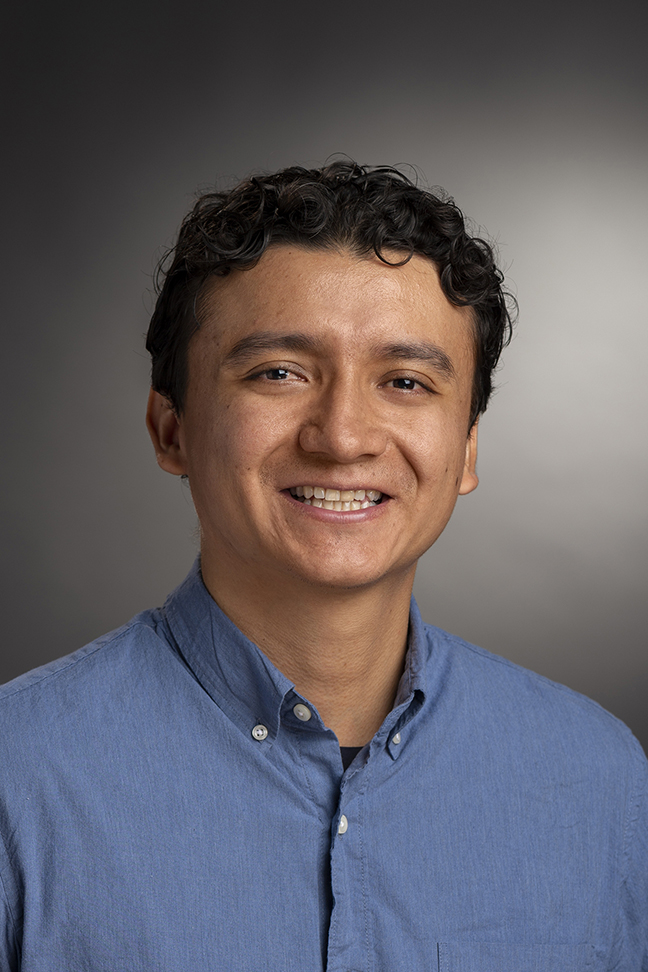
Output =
[{"x1": 146, "y1": 161, "x2": 515, "y2": 426}]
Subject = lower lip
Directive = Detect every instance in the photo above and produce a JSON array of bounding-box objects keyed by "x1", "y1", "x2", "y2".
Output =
[{"x1": 282, "y1": 490, "x2": 391, "y2": 522}]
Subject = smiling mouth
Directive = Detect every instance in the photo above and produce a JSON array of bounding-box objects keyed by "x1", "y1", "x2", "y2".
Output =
[{"x1": 288, "y1": 486, "x2": 384, "y2": 511}]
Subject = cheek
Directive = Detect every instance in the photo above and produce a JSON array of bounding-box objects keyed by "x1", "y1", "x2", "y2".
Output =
[
  {"x1": 400, "y1": 416, "x2": 469, "y2": 486},
  {"x1": 186, "y1": 398, "x2": 289, "y2": 486}
]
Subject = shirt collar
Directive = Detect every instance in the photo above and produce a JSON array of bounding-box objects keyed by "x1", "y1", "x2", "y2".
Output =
[{"x1": 162, "y1": 558, "x2": 429, "y2": 746}]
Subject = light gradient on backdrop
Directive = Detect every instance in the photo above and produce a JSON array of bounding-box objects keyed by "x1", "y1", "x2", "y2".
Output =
[{"x1": 2, "y1": 0, "x2": 646, "y2": 748}]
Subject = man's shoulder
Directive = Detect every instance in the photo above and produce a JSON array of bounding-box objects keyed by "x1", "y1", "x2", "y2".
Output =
[
  {"x1": 0, "y1": 608, "x2": 171, "y2": 728},
  {"x1": 424, "y1": 623, "x2": 646, "y2": 770}
]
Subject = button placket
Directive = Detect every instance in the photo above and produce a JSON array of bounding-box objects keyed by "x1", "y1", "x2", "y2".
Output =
[{"x1": 327, "y1": 785, "x2": 368, "y2": 971}]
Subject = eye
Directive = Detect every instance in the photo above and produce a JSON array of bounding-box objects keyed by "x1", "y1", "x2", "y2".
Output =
[
  {"x1": 386, "y1": 376, "x2": 431, "y2": 392},
  {"x1": 247, "y1": 366, "x2": 299, "y2": 382},
  {"x1": 264, "y1": 368, "x2": 291, "y2": 380}
]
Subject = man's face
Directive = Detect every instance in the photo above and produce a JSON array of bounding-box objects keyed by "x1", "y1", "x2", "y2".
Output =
[{"x1": 150, "y1": 246, "x2": 478, "y2": 592}]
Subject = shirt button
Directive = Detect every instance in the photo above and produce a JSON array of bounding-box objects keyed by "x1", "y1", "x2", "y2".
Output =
[
  {"x1": 251, "y1": 724, "x2": 268, "y2": 741},
  {"x1": 338, "y1": 814, "x2": 348, "y2": 835},
  {"x1": 392, "y1": 732, "x2": 401, "y2": 745},
  {"x1": 293, "y1": 703, "x2": 312, "y2": 722}
]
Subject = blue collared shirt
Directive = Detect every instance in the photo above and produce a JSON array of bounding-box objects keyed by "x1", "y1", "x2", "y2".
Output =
[{"x1": 1, "y1": 560, "x2": 647, "y2": 971}]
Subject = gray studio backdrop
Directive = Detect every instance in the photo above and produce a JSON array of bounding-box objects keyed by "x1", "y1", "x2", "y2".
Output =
[{"x1": 2, "y1": 0, "x2": 647, "y2": 749}]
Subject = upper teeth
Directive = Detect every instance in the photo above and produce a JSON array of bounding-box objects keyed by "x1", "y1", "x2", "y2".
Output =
[
  {"x1": 292, "y1": 487, "x2": 382, "y2": 501},
  {"x1": 289, "y1": 486, "x2": 383, "y2": 510}
]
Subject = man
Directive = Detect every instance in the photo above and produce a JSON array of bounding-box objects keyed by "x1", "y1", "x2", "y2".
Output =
[{"x1": 0, "y1": 162, "x2": 646, "y2": 971}]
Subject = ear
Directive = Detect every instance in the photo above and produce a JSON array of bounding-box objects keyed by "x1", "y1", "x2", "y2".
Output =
[
  {"x1": 458, "y1": 421, "x2": 479, "y2": 496},
  {"x1": 146, "y1": 389, "x2": 188, "y2": 476}
]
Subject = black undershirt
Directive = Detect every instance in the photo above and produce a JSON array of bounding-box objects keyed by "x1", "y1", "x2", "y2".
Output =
[{"x1": 340, "y1": 746, "x2": 363, "y2": 770}]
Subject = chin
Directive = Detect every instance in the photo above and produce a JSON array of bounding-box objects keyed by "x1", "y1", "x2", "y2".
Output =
[{"x1": 285, "y1": 558, "x2": 402, "y2": 592}]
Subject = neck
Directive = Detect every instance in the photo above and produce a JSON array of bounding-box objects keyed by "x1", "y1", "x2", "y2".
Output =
[{"x1": 201, "y1": 552, "x2": 415, "y2": 746}]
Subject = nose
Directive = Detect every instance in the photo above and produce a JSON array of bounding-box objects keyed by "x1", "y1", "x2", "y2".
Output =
[{"x1": 297, "y1": 377, "x2": 388, "y2": 462}]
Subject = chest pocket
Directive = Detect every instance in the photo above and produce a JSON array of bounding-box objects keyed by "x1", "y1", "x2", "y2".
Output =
[{"x1": 437, "y1": 942, "x2": 600, "y2": 971}]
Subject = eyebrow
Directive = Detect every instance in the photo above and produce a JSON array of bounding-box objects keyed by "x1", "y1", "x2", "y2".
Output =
[
  {"x1": 222, "y1": 331, "x2": 456, "y2": 381},
  {"x1": 370, "y1": 341, "x2": 456, "y2": 380},
  {"x1": 223, "y1": 332, "x2": 320, "y2": 365}
]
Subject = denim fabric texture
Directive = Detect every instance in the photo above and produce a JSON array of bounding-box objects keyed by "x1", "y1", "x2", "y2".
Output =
[{"x1": 0, "y1": 559, "x2": 646, "y2": 971}]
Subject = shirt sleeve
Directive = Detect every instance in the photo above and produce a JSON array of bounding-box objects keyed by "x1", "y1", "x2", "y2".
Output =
[
  {"x1": 613, "y1": 733, "x2": 648, "y2": 972},
  {"x1": 0, "y1": 827, "x2": 19, "y2": 972}
]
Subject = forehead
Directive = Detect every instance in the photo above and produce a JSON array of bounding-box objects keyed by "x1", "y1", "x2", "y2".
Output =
[{"x1": 195, "y1": 245, "x2": 475, "y2": 366}]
